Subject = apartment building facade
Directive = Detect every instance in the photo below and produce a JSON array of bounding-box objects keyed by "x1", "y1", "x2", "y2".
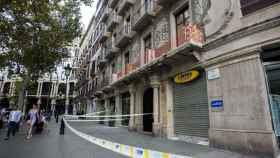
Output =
[{"x1": 77, "y1": 0, "x2": 280, "y2": 157}]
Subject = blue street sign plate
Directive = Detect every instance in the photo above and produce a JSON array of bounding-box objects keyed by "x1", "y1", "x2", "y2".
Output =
[{"x1": 211, "y1": 100, "x2": 223, "y2": 108}]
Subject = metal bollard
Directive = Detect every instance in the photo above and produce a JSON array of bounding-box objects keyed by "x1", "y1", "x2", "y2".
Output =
[{"x1": 59, "y1": 118, "x2": 65, "y2": 135}]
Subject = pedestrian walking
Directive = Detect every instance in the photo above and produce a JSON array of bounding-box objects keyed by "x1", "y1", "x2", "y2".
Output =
[
  {"x1": 26, "y1": 104, "x2": 38, "y2": 140},
  {"x1": 55, "y1": 109, "x2": 59, "y2": 123},
  {"x1": 4, "y1": 106, "x2": 22, "y2": 140},
  {"x1": 0, "y1": 107, "x2": 5, "y2": 129},
  {"x1": 35, "y1": 111, "x2": 46, "y2": 134}
]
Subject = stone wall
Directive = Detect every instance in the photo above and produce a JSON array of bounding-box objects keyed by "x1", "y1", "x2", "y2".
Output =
[{"x1": 206, "y1": 53, "x2": 278, "y2": 157}]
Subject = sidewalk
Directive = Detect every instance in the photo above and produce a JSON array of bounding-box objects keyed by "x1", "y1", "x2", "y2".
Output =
[
  {"x1": 69, "y1": 122, "x2": 259, "y2": 158},
  {"x1": 0, "y1": 120, "x2": 128, "y2": 158}
]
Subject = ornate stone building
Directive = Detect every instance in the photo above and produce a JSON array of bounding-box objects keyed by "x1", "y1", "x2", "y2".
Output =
[{"x1": 76, "y1": 0, "x2": 280, "y2": 157}]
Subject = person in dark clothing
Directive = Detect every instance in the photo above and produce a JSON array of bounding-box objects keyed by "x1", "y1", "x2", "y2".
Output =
[
  {"x1": 35, "y1": 111, "x2": 46, "y2": 134},
  {"x1": 5, "y1": 106, "x2": 22, "y2": 140},
  {"x1": 55, "y1": 110, "x2": 59, "y2": 123}
]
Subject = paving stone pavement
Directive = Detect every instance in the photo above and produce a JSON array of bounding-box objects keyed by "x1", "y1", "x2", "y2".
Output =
[
  {"x1": 69, "y1": 122, "x2": 261, "y2": 158},
  {"x1": 0, "y1": 120, "x2": 128, "y2": 158}
]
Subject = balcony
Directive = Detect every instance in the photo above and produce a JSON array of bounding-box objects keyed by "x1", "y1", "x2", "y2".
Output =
[
  {"x1": 111, "y1": 73, "x2": 118, "y2": 83},
  {"x1": 107, "y1": 13, "x2": 121, "y2": 31},
  {"x1": 118, "y1": 0, "x2": 135, "y2": 16},
  {"x1": 105, "y1": 39, "x2": 119, "y2": 60},
  {"x1": 115, "y1": 23, "x2": 135, "y2": 48},
  {"x1": 99, "y1": 24, "x2": 111, "y2": 42},
  {"x1": 101, "y1": 77, "x2": 109, "y2": 88},
  {"x1": 157, "y1": 0, "x2": 174, "y2": 6},
  {"x1": 100, "y1": 5, "x2": 111, "y2": 22},
  {"x1": 176, "y1": 23, "x2": 205, "y2": 47},
  {"x1": 132, "y1": 0, "x2": 160, "y2": 32},
  {"x1": 97, "y1": 48, "x2": 107, "y2": 69},
  {"x1": 109, "y1": 0, "x2": 119, "y2": 8},
  {"x1": 116, "y1": 59, "x2": 141, "y2": 80}
]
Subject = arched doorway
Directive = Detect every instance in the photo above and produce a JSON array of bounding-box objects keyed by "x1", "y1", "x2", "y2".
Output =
[{"x1": 143, "y1": 88, "x2": 153, "y2": 132}]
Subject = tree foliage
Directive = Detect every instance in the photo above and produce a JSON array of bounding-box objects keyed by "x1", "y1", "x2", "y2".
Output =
[
  {"x1": 0, "y1": 0, "x2": 93, "y2": 79},
  {"x1": 0, "y1": 0, "x2": 93, "y2": 109}
]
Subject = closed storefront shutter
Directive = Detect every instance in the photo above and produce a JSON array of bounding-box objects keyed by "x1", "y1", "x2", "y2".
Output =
[{"x1": 173, "y1": 71, "x2": 209, "y2": 138}]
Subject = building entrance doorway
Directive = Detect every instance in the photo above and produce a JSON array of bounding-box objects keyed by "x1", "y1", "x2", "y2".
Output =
[{"x1": 143, "y1": 88, "x2": 153, "y2": 132}]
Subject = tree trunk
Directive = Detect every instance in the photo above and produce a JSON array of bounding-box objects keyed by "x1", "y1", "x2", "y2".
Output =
[{"x1": 17, "y1": 73, "x2": 30, "y2": 114}]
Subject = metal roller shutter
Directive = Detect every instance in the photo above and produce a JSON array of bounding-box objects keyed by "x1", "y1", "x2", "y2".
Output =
[{"x1": 173, "y1": 71, "x2": 209, "y2": 138}]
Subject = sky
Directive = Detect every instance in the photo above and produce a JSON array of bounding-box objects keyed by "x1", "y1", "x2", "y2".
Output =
[{"x1": 81, "y1": 1, "x2": 97, "y2": 30}]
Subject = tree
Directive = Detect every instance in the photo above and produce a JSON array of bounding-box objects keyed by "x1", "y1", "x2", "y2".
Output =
[{"x1": 0, "y1": 0, "x2": 93, "y2": 112}]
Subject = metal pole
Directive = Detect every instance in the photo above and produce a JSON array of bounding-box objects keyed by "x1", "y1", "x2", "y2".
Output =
[{"x1": 65, "y1": 76, "x2": 69, "y2": 114}]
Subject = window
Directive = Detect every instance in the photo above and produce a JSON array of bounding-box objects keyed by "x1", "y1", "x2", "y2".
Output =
[
  {"x1": 112, "y1": 63, "x2": 116, "y2": 74},
  {"x1": 175, "y1": 6, "x2": 189, "y2": 46},
  {"x1": 125, "y1": 16, "x2": 131, "y2": 33},
  {"x1": 240, "y1": 0, "x2": 280, "y2": 15},
  {"x1": 124, "y1": 52, "x2": 130, "y2": 65},
  {"x1": 144, "y1": 34, "x2": 152, "y2": 63},
  {"x1": 112, "y1": 33, "x2": 117, "y2": 45},
  {"x1": 144, "y1": 34, "x2": 152, "y2": 52},
  {"x1": 144, "y1": 0, "x2": 152, "y2": 12}
]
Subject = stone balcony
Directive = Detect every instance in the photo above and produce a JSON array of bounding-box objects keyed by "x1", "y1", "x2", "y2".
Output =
[
  {"x1": 156, "y1": 0, "x2": 174, "y2": 6},
  {"x1": 107, "y1": 13, "x2": 121, "y2": 31},
  {"x1": 118, "y1": 0, "x2": 135, "y2": 16},
  {"x1": 115, "y1": 23, "x2": 135, "y2": 48},
  {"x1": 100, "y1": 5, "x2": 111, "y2": 22},
  {"x1": 99, "y1": 24, "x2": 111, "y2": 43},
  {"x1": 97, "y1": 47, "x2": 107, "y2": 69},
  {"x1": 109, "y1": 23, "x2": 205, "y2": 86},
  {"x1": 105, "y1": 39, "x2": 120, "y2": 60},
  {"x1": 131, "y1": 0, "x2": 161, "y2": 32},
  {"x1": 109, "y1": 0, "x2": 119, "y2": 8}
]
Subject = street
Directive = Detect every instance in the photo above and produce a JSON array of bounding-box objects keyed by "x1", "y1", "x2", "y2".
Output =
[
  {"x1": 0, "y1": 120, "x2": 128, "y2": 158},
  {"x1": 0, "y1": 119, "x2": 260, "y2": 158}
]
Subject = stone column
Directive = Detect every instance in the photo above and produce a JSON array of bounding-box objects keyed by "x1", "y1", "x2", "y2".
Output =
[
  {"x1": 129, "y1": 85, "x2": 136, "y2": 130},
  {"x1": 73, "y1": 103, "x2": 77, "y2": 115},
  {"x1": 104, "y1": 97, "x2": 110, "y2": 126},
  {"x1": 150, "y1": 75, "x2": 161, "y2": 135},
  {"x1": 65, "y1": 81, "x2": 70, "y2": 114},
  {"x1": 166, "y1": 80, "x2": 175, "y2": 138},
  {"x1": 115, "y1": 89, "x2": 122, "y2": 126}
]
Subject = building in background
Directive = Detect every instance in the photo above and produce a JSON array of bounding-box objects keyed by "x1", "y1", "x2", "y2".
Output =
[
  {"x1": 0, "y1": 40, "x2": 79, "y2": 115},
  {"x1": 76, "y1": 0, "x2": 280, "y2": 157}
]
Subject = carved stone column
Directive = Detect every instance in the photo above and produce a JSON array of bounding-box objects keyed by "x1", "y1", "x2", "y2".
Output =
[
  {"x1": 115, "y1": 89, "x2": 122, "y2": 126},
  {"x1": 129, "y1": 84, "x2": 136, "y2": 130},
  {"x1": 150, "y1": 75, "x2": 161, "y2": 135},
  {"x1": 104, "y1": 96, "x2": 110, "y2": 126}
]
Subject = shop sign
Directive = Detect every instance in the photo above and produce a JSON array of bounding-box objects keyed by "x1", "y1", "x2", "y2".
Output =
[
  {"x1": 208, "y1": 68, "x2": 220, "y2": 80},
  {"x1": 174, "y1": 70, "x2": 200, "y2": 84}
]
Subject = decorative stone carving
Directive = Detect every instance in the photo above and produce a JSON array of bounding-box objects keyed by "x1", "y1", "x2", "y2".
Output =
[
  {"x1": 204, "y1": 0, "x2": 234, "y2": 39},
  {"x1": 154, "y1": 17, "x2": 169, "y2": 49},
  {"x1": 190, "y1": 0, "x2": 211, "y2": 25}
]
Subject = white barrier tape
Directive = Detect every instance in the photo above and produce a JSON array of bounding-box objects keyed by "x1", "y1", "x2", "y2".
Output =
[
  {"x1": 64, "y1": 113, "x2": 155, "y2": 118},
  {"x1": 85, "y1": 111, "x2": 106, "y2": 116},
  {"x1": 65, "y1": 118, "x2": 129, "y2": 122},
  {"x1": 64, "y1": 118, "x2": 193, "y2": 158}
]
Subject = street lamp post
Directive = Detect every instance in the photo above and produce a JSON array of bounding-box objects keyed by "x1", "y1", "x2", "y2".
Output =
[
  {"x1": 64, "y1": 64, "x2": 72, "y2": 115},
  {"x1": 0, "y1": 76, "x2": 4, "y2": 96}
]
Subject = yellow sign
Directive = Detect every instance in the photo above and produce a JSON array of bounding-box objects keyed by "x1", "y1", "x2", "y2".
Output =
[{"x1": 174, "y1": 70, "x2": 200, "y2": 84}]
